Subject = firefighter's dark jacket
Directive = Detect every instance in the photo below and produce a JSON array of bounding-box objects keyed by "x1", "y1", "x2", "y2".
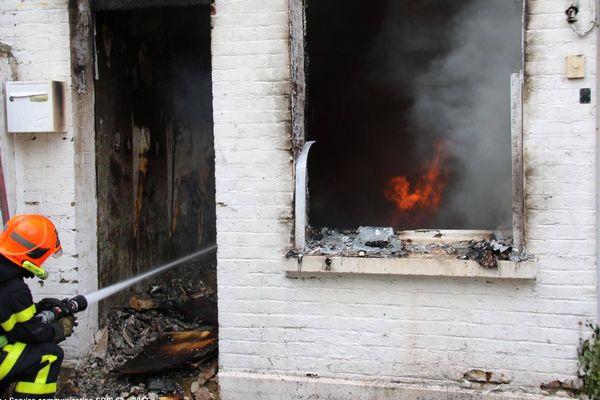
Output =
[{"x1": 0, "y1": 255, "x2": 55, "y2": 344}]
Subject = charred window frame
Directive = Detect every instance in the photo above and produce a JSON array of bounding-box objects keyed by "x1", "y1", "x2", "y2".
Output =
[{"x1": 291, "y1": 0, "x2": 526, "y2": 254}]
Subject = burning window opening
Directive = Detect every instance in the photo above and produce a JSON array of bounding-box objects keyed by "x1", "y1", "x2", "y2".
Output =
[{"x1": 304, "y1": 0, "x2": 523, "y2": 234}]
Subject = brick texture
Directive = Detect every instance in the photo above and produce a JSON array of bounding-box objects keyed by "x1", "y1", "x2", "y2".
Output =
[
  {"x1": 0, "y1": 0, "x2": 97, "y2": 359},
  {"x1": 0, "y1": 0, "x2": 596, "y2": 396},
  {"x1": 213, "y1": 0, "x2": 598, "y2": 397}
]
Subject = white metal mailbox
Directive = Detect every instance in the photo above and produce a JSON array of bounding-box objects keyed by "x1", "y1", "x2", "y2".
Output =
[{"x1": 5, "y1": 81, "x2": 66, "y2": 133}]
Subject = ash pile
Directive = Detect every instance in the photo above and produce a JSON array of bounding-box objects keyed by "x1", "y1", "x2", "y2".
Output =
[
  {"x1": 305, "y1": 226, "x2": 530, "y2": 268},
  {"x1": 59, "y1": 263, "x2": 219, "y2": 400},
  {"x1": 464, "y1": 239, "x2": 527, "y2": 269},
  {"x1": 305, "y1": 226, "x2": 406, "y2": 257}
]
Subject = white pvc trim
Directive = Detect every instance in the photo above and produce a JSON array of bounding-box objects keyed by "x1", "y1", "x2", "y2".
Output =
[{"x1": 294, "y1": 140, "x2": 315, "y2": 250}]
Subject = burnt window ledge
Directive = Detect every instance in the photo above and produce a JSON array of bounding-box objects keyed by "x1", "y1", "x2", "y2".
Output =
[{"x1": 286, "y1": 256, "x2": 536, "y2": 280}]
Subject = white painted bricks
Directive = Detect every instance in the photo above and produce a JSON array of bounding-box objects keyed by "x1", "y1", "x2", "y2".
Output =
[
  {"x1": 0, "y1": 0, "x2": 595, "y2": 396},
  {"x1": 0, "y1": 0, "x2": 97, "y2": 359},
  {"x1": 213, "y1": 0, "x2": 598, "y2": 398}
]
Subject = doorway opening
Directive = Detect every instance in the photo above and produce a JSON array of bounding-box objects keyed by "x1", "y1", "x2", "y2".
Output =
[{"x1": 89, "y1": 0, "x2": 218, "y2": 394}]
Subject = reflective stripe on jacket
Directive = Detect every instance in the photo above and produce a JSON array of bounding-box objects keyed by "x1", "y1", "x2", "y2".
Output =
[{"x1": 0, "y1": 256, "x2": 54, "y2": 344}]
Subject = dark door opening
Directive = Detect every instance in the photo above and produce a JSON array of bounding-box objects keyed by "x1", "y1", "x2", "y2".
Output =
[{"x1": 94, "y1": 4, "x2": 216, "y2": 325}]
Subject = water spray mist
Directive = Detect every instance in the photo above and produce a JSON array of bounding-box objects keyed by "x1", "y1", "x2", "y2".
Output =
[{"x1": 85, "y1": 244, "x2": 218, "y2": 305}]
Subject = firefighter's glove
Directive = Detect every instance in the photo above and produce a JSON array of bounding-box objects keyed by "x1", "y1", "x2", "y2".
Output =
[
  {"x1": 52, "y1": 316, "x2": 75, "y2": 343},
  {"x1": 37, "y1": 297, "x2": 60, "y2": 311}
]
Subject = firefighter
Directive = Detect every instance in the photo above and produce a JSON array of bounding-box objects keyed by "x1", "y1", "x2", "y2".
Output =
[{"x1": 0, "y1": 215, "x2": 75, "y2": 399}]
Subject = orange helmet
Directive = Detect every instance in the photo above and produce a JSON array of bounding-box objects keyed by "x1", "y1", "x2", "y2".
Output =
[{"x1": 0, "y1": 214, "x2": 62, "y2": 279}]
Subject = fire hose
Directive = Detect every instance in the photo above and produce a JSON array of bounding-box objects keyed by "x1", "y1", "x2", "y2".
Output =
[{"x1": 0, "y1": 244, "x2": 217, "y2": 349}]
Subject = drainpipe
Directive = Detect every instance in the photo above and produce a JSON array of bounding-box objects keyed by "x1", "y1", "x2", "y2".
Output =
[
  {"x1": 596, "y1": 0, "x2": 600, "y2": 322},
  {"x1": 0, "y1": 151, "x2": 9, "y2": 224},
  {"x1": 0, "y1": 44, "x2": 13, "y2": 225}
]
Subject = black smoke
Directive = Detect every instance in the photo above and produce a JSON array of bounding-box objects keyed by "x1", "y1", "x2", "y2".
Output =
[{"x1": 305, "y1": 0, "x2": 522, "y2": 230}]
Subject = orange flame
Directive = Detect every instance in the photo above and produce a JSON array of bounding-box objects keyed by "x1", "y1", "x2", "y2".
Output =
[{"x1": 385, "y1": 140, "x2": 449, "y2": 213}]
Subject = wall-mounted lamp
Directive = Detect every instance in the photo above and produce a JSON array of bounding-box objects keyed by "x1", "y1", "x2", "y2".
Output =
[
  {"x1": 565, "y1": 0, "x2": 596, "y2": 36},
  {"x1": 566, "y1": 5, "x2": 579, "y2": 23}
]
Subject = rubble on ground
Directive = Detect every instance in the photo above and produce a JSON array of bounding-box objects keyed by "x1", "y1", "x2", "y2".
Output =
[
  {"x1": 58, "y1": 263, "x2": 218, "y2": 399},
  {"x1": 304, "y1": 227, "x2": 530, "y2": 268},
  {"x1": 114, "y1": 329, "x2": 217, "y2": 374}
]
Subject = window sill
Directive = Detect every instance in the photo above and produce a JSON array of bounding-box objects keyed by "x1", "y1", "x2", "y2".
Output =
[{"x1": 286, "y1": 255, "x2": 536, "y2": 280}]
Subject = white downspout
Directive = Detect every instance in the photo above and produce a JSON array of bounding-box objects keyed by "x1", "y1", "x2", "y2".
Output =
[{"x1": 596, "y1": 0, "x2": 600, "y2": 322}]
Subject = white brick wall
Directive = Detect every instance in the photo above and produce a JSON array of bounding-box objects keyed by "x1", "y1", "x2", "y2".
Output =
[
  {"x1": 213, "y1": 0, "x2": 598, "y2": 398},
  {"x1": 0, "y1": 0, "x2": 97, "y2": 359},
  {"x1": 0, "y1": 0, "x2": 596, "y2": 396}
]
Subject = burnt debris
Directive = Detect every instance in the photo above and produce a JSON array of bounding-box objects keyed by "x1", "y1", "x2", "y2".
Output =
[
  {"x1": 58, "y1": 265, "x2": 218, "y2": 399},
  {"x1": 466, "y1": 239, "x2": 524, "y2": 269},
  {"x1": 358, "y1": 226, "x2": 395, "y2": 248},
  {"x1": 306, "y1": 226, "x2": 405, "y2": 257},
  {"x1": 114, "y1": 330, "x2": 217, "y2": 375},
  {"x1": 305, "y1": 227, "x2": 530, "y2": 268}
]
